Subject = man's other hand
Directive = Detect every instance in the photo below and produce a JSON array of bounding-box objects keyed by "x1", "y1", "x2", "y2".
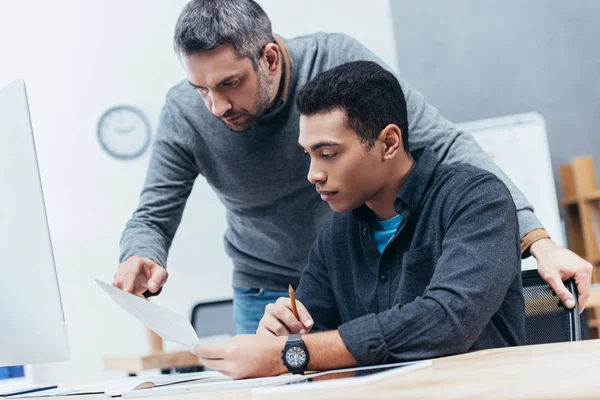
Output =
[{"x1": 531, "y1": 238, "x2": 592, "y2": 312}]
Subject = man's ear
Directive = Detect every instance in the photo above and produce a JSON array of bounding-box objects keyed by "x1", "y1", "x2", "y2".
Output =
[
  {"x1": 379, "y1": 124, "x2": 403, "y2": 160},
  {"x1": 262, "y1": 43, "x2": 280, "y2": 75}
]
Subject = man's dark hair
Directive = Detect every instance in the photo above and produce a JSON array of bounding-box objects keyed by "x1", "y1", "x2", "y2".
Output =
[
  {"x1": 296, "y1": 61, "x2": 409, "y2": 152},
  {"x1": 173, "y1": 0, "x2": 273, "y2": 68}
]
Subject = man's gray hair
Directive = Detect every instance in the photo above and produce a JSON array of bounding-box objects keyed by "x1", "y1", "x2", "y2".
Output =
[{"x1": 174, "y1": 0, "x2": 273, "y2": 66}]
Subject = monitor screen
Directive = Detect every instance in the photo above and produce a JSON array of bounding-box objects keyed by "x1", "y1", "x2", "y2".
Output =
[{"x1": 0, "y1": 79, "x2": 69, "y2": 366}]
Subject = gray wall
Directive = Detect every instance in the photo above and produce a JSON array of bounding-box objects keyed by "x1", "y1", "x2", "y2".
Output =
[{"x1": 390, "y1": 0, "x2": 600, "y2": 196}]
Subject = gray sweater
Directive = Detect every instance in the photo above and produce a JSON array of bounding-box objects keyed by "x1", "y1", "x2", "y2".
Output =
[{"x1": 120, "y1": 32, "x2": 542, "y2": 291}]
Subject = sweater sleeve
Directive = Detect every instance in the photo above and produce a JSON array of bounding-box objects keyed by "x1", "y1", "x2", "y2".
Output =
[{"x1": 119, "y1": 102, "x2": 199, "y2": 269}]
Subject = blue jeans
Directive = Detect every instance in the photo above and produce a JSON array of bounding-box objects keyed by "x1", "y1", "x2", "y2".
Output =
[{"x1": 233, "y1": 288, "x2": 288, "y2": 334}]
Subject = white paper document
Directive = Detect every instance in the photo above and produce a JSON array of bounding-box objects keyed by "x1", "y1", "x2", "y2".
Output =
[
  {"x1": 252, "y1": 360, "x2": 432, "y2": 395},
  {"x1": 104, "y1": 371, "x2": 222, "y2": 397},
  {"x1": 123, "y1": 374, "x2": 307, "y2": 398},
  {"x1": 7, "y1": 371, "x2": 223, "y2": 398},
  {"x1": 95, "y1": 279, "x2": 200, "y2": 348}
]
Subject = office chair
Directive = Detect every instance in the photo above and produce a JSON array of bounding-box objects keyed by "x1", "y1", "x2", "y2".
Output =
[
  {"x1": 176, "y1": 299, "x2": 236, "y2": 373},
  {"x1": 522, "y1": 269, "x2": 581, "y2": 345},
  {"x1": 189, "y1": 299, "x2": 236, "y2": 338}
]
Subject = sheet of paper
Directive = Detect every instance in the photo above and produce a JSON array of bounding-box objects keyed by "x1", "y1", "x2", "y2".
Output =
[
  {"x1": 7, "y1": 379, "x2": 120, "y2": 398},
  {"x1": 95, "y1": 279, "x2": 200, "y2": 348},
  {"x1": 252, "y1": 360, "x2": 432, "y2": 395},
  {"x1": 123, "y1": 375, "x2": 307, "y2": 398},
  {"x1": 104, "y1": 371, "x2": 223, "y2": 397},
  {"x1": 7, "y1": 372, "x2": 224, "y2": 398}
]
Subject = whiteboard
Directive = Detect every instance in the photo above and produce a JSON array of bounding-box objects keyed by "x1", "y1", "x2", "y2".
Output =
[{"x1": 457, "y1": 112, "x2": 564, "y2": 271}]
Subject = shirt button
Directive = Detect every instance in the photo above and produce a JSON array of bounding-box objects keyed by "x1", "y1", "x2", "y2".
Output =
[
  {"x1": 362, "y1": 227, "x2": 367, "y2": 236},
  {"x1": 380, "y1": 273, "x2": 388, "y2": 283}
]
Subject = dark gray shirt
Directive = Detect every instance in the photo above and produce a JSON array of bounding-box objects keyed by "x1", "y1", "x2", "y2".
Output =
[
  {"x1": 296, "y1": 147, "x2": 525, "y2": 365},
  {"x1": 119, "y1": 32, "x2": 542, "y2": 292}
]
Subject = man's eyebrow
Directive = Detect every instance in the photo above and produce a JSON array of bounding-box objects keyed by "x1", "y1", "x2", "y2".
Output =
[
  {"x1": 188, "y1": 81, "x2": 203, "y2": 89},
  {"x1": 297, "y1": 142, "x2": 339, "y2": 152},
  {"x1": 216, "y1": 73, "x2": 242, "y2": 86},
  {"x1": 188, "y1": 73, "x2": 242, "y2": 90},
  {"x1": 311, "y1": 141, "x2": 340, "y2": 152}
]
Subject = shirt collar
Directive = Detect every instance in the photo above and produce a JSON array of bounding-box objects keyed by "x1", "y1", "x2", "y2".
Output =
[{"x1": 273, "y1": 34, "x2": 292, "y2": 105}]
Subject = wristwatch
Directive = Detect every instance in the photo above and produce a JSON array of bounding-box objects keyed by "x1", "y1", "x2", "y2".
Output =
[{"x1": 281, "y1": 334, "x2": 309, "y2": 374}]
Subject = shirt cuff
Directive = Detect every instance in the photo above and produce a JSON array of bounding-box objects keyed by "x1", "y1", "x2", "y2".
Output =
[
  {"x1": 517, "y1": 209, "x2": 545, "y2": 240},
  {"x1": 520, "y1": 228, "x2": 551, "y2": 258},
  {"x1": 338, "y1": 313, "x2": 388, "y2": 366}
]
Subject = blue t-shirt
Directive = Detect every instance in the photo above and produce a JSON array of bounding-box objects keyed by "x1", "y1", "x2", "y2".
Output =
[{"x1": 373, "y1": 214, "x2": 404, "y2": 253}]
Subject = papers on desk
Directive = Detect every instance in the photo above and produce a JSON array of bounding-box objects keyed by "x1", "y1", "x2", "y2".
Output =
[
  {"x1": 4, "y1": 371, "x2": 222, "y2": 398},
  {"x1": 122, "y1": 374, "x2": 308, "y2": 398},
  {"x1": 252, "y1": 360, "x2": 432, "y2": 395},
  {"x1": 123, "y1": 361, "x2": 433, "y2": 397},
  {"x1": 95, "y1": 279, "x2": 200, "y2": 348},
  {"x1": 3, "y1": 363, "x2": 432, "y2": 398},
  {"x1": 104, "y1": 371, "x2": 221, "y2": 397}
]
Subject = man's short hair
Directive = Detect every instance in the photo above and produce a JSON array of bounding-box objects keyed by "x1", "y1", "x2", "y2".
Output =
[
  {"x1": 296, "y1": 61, "x2": 409, "y2": 152},
  {"x1": 173, "y1": 0, "x2": 273, "y2": 67}
]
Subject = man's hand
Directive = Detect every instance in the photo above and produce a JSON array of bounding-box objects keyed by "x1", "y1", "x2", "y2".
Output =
[
  {"x1": 113, "y1": 256, "x2": 168, "y2": 298},
  {"x1": 257, "y1": 297, "x2": 314, "y2": 336},
  {"x1": 530, "y1": 238, "x2": 592, "y2": 311},
  {"x1": 192, "y1": 335, "x2": 287, "y2": 380}
]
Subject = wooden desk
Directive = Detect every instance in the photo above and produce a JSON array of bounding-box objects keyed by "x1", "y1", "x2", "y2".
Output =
[
  {"x1": 255, "y1": 339, "x2": 600, "y2": 400},
  {"x1": 49, "y1": 339, "x2": 600, "y2": 400}
]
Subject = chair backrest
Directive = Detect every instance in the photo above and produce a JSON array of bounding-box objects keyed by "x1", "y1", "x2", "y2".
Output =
[
  {"x1": 522, "y1": 269, "x2": 581, "y2": 345},
  {"x1": 189, "y1": 299, "x2": 236, "y2": 339}
]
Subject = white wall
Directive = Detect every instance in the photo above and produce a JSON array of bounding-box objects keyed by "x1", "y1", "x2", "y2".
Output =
[
  {"x1": 0, "y1": 0, "x2": 397, "y2": 383},
  {"x1": 260, "y1": 0, "x2": 398, "y2": 70}
]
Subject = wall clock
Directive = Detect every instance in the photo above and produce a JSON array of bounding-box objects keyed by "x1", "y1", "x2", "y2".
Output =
[{"x1": 97, "y1": 105, "x2": 151, "y2": 160}]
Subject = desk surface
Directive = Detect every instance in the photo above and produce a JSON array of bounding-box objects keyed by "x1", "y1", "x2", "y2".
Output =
[{"x1": 45, "y1": 338, "x2": 600, "y2": 400}]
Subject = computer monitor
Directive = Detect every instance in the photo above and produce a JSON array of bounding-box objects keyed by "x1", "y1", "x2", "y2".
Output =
[{"x1": 0, "y1": 79, "x2": 70, "y2": 368}]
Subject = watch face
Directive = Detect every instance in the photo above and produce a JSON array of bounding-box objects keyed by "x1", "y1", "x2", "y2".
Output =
[{"x1": 285, "y1": 345, "x2": 307, "y2": 368}]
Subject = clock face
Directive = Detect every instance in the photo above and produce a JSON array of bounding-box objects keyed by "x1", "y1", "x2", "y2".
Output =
[
  {"x1": 285, "y1": 346, "x2": 307, "y2": 368},
  {"x1": 97, "y1": 105, "x2": 151, "y2": 160}
]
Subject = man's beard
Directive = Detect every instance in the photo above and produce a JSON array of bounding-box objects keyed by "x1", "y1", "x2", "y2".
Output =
[{"x1": 224, "y1": 66, "x2": 274, "y2": 132}]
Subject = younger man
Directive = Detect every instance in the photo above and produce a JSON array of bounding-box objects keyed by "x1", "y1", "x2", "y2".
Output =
[{"x1": 193, "y1": 61, "x2": 524, "y2": 379}]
